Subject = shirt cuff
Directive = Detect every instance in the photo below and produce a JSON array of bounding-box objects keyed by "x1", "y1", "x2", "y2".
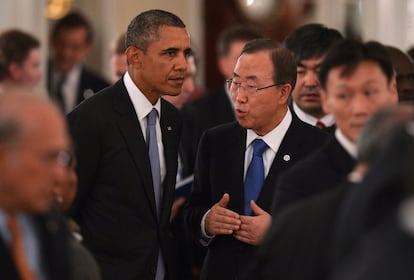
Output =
[{"x1": 200, "y1": 209, "x2": 215, "y2": 246}]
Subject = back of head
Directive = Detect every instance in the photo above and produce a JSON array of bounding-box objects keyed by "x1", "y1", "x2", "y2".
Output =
[
  {"x1": 357, "y1": 104, "x2": 414, "y2": 165},
  {"x1": 284, "y1": 23, "x2": 342, "y2": 63},
  {"x1": 125, "y1": 9, "x2": 186, "y2": 51},
  {"x1": 240, "y1": 38, "x2": 297, "y2": 91},
  {"x1": 216, "y1": 25, "x2": 263, "y2": 57},
  {"x1": 319, "y1": 39, "x2": 394, "y2": 89},
  {"x1": 51, "y1": 11, "x2": 93, "y2": 44},
  {"x1": 0, "y1": 29, "x2": 40, "y2": 80}
]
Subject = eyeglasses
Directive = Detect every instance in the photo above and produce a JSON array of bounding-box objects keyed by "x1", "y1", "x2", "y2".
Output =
[{"x1": 226, "y1": 79, "x2": 285, "y2": 96}]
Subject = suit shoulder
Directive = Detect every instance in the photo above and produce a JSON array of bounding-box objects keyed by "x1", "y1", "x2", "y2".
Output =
[{"x1": 68, "y1": 84, "x2": 116, "y2": 119}]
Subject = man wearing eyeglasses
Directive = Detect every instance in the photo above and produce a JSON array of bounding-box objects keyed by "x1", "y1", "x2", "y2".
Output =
[{"x1": 184, "y1": 39, "x2": 328, "y2": 280}]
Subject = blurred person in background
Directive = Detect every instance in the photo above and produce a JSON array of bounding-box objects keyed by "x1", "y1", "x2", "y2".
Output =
[
  {"x1": 0, "y1": 90, "x2": 71, "y2": 280},
  {"x1": 109, "y1": 32, "x2": 127, "y2": 83},
  {"x1": 0, "y1": 29, "x2": 42, "y2": 90},
  {"x1": 386, "y1": 45, "x2": 414, "y2": 103},
  {"x1": 47, "y1": 11, "x2": 110, "y2": 113}
]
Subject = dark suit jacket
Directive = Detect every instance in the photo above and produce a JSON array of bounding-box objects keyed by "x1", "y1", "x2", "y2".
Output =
[
  {"x1": 243, "y1": 181, "x2": 352, "y2": 280},
  {"x1": 180, "y1": 85, "x2": 235, "y2": 176},
  {"x1": 184, "y1": 116, "x2": 328, "y2": 280},
  {"x1": 0, "y1": 208, "x2": 70, "y2": 280},
  {"x1": 68, "y1": 79, "x2": 182, "y2": 280},
  {"x1": 47, "y1": 62, "x2": 110, "y2": 111},
  {"x1": 273, "y1": 136, "x2": 356, "y2": 213}
]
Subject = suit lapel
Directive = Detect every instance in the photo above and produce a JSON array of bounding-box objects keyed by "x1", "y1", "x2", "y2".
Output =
[
  {"x1": 257, "y1": 117, "x2": 306, "y2": 211},
  {"x1": 113, "y1": 82, "x2": 158, "y2": 218},
  {"x1": 159, "y1": 100, "x2": 179, "y2": 224}
]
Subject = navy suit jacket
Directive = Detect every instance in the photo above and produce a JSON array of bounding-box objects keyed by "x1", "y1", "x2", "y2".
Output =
[
  {"x1": 184, "y1": 115, "x2": 328, "y2": 280},
  {"x1": 273, "y1": 136, "x2": 356, "y2": 213},
  {"x1": 0, "y1": 209, "x2": 70, "y2": 280},
  {"x1": 68, "y1": 79, "x2": 181, "y2": 280}
]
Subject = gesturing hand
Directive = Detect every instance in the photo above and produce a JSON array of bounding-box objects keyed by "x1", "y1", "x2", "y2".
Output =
[
  {"x1": 233, "y1": 200, "x2": 271, "y2": 246},
  {"x1": 205, "y1": 193, "x2": 241, "y2": 236}
]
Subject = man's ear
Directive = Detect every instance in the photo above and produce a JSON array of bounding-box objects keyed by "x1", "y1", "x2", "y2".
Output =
[
  {"x1": 389, "y1": 77, "x2": 399, "y2": 104},
  {"x1": 8, "y1": 63, "x2": 22, "y2": 81},
  {"x1": 279, "y1": 84, "x2": 292, "y2": 105},
  {"x1": 320, "y1": 88, "x2": 331, "y2": 114},
  {"x1": 126, "y1": 46, "x2": 143, "y2": 68}
]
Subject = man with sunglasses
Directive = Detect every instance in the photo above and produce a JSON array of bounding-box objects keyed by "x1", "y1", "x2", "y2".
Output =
[{"x1": 184, "y1": 39, "x2": 327, "y2": 280}]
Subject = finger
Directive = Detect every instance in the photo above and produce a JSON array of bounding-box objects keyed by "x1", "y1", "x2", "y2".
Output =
[
  {"x1": 218, "y1": 193, "x2": 230, "y2": 208},
  {"x1": 250, "y1": 200, "x2": 265, "y2": 215}
]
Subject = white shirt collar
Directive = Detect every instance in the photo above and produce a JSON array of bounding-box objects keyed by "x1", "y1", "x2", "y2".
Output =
[
  {"x1": 246, "y1": 108, "x2": 292, "y2": 153},
  {"x1": 293, "y1": 102, "x2": 335, "y2": 127},
  {"x1": 335, "y1": 128, "x2": 357, "y2": 159},
  {"x1": 123, "y1": 71, "x2": 161, "y2": 121}
]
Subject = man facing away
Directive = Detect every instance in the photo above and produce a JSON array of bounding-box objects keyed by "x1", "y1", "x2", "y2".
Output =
[
  {"x1": 68, "y1": 9, "x2": 191, "y2": 280},
  {"x1": 185, "y1": 38, "x2": 328, "y2": 280}
]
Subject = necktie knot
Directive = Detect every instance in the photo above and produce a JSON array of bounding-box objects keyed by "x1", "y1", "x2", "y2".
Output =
[
  {"x1": 252, "y1": 139, "x2": 268, "y2": 157},
  {"x1": 316, "y1": 120, "x2": 326, "y2": 129},
  {"x1": 147, "y1": 108, "x2": 158, "y2": 126}
]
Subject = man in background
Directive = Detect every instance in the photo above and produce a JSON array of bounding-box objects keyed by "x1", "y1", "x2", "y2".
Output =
[
  {"x1": 0, "y1": 29, "x2": 42, "y2": 90},
  {"x1": 285, "y1": 23, "x2": 342, "y2": 130},
  {"x1": 47, "y1": 11, "x2": 109, "y2": 113},
  {"x1": 0, "y1": 90, "x2": 71, "y2": 280},
  {"x1": 109, "y1": 32, "x2": 127, "y2": 83},
  {"x1": 386, "y1": 45, "x2": 414, "y2": 103}
]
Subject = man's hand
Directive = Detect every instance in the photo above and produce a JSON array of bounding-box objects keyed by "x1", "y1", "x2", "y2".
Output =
[
  {"x1": 170, "y1": 197, "x2": 186, "y2": 223},
  {"x1": 233, "y1": 200, "x2": 271, "y2": 246},
  {"x1": 205, "y1": 193, "x2": 241, "y2": 236}
]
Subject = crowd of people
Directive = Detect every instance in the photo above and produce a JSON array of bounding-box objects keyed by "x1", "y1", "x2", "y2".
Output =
[{"x1": 1, "y1": 7, "x2": 414, "y2": 280}]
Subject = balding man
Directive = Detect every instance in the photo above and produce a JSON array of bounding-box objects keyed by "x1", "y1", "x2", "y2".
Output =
[{"x1": 0, "y1": 90, "x2": 71, "y2": 280}]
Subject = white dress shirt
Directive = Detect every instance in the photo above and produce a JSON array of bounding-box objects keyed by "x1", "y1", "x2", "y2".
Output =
[
  {"x1": 293, "y1": 102, "x2": 335, "y2": 127},
  {"x1": 123, "y1": 72, "x2": 166, "y2": 182}
]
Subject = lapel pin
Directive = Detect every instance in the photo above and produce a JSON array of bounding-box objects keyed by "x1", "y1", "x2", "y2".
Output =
[
  {"x1": 283, "y1": 155, "x2": 290, "y2": 161},
  {"x1": 167, "y1": 126, "x2": 172, "y2": 131}
]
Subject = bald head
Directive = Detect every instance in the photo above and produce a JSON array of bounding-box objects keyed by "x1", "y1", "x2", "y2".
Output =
[{"x1": 0, "y1": 90, "x2": 70, "y2": 214}]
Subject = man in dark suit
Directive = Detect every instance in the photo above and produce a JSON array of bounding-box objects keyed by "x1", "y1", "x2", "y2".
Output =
[
  {"x1": 180, "y1": 26, "x2": 263, "y2": 176},
  {"x1": 242, "y1": 104, "x2": 414, "y2": 280},
  {"x1": 285, "y1": 23, "x2": 342, "y2": 131},
  {"x1": 184, "y1": 39, "x2": 328, "y2": 280},
  {"x1": 48, "y1": 11, "x2": 109, "y2": 113},
  {"x1": 273, "y1": 39, "x2": 399, "y2": 213},
  {"x1": 0, "y1": 90, "x2": 71, "y2": 280},
  {"x1": 68, "y1": 9, "x2": 191, "y2": 280}
]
